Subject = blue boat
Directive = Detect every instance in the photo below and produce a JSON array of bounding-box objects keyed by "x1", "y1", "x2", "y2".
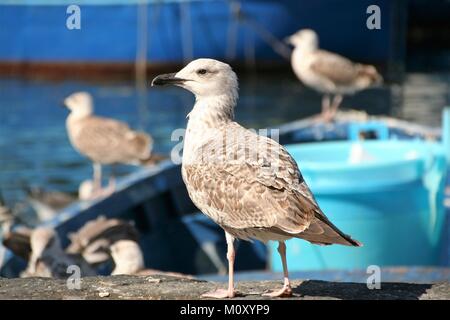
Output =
[
  {"x1": 1, "y1": 110, "x2": 449, "y2": 277},
  {"x1": 0, "y1": 0, "x2": 405, "y2": 74}
]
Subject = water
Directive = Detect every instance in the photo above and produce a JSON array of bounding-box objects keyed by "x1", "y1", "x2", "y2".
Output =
[{"x1": 0, "y1": 71, "x2": 449, "y2": 211}]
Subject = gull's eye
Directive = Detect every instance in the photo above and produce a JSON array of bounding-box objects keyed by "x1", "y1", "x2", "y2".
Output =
[{"x1": 197, "y1": 69, "x2": 208, "y2": 75}]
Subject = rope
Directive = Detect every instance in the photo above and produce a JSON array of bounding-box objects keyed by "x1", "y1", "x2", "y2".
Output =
[{"x1": 227, "y1": 0, "x2": 292, "y2": 61}]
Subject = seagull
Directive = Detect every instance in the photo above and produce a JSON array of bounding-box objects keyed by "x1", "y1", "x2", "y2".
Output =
[
  {"x1": 24, "y1": 180, "x2": 98, "y2": 221},
  {"x1": 286, "y1": 29, "x2": 382, "y2": 121},
  {"x1": 3, "y1": 216, "x2": 139, "y2": 277},
  {"x1": 109, "y1": 239, "x2": 191, "y2": 278},
  {"x1": 21, "y1": 227, "x2": 96, "y2": 278},
  {"x1": 152, "y1": 58, "x2": 362, "y2": 298},
  {"x1": 25, "y1": 186, "x2": 76, "y2": 221},
  {"x1": 66, "y1": 215, "x2": 139, "y2": 267},
  {"x1": 67, "y1": 216, "x2": 189, "y2": 277},
  {"x1": 63, "y1": 92, "x2": 154, "y2": 197}
]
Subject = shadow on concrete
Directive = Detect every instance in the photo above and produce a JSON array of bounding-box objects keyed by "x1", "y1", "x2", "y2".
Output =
[{"x1": 294, "y1": 280, "x2": 432, "y2": 300}]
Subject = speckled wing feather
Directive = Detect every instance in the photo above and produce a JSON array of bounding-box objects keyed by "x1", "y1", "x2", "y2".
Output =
[
  {"x1": 66, "y1": 216, "x2": 139, "y2": 265},
  {"x1": 69, "y1": 116, "x2": 152, "y2": 164},
  {"x1": 299, "y1": 212, "x2": 362, "y2": 246},
  {"x1": 183, "y1": 122, "x2": 361, "y2": 246},
  {"x1": 183, "y1": 122, "x2": 316, "y2": 234},
  {"x1": 310, "y1": 51, "x2": 363, "y2": 86}
]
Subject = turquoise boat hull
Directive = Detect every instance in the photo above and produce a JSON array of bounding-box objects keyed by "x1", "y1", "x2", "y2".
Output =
[{"x1": 270, "y1": 140, "x2": 448, "y2": 271}]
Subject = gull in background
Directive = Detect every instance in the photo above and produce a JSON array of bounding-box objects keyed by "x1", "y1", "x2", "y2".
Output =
[
  {"x1": 66, "y1": 215, "x2": 139, "y2": 267},
  {"x1": 152, "y1": 58, "x2": 361, "y2": 298},
  {"x1": 63, "y1": 92, "x2": 154, "y2": 197},
  {"x1": 109, "y1": 239, "x2": 191, "y2": 278},
  {"x1": 21, "y1": 227, "x2": 96, "y2": 278},
  {"x1": 24, "y1": 180, "x2": 99, "y2": 222},
  {"x1": 287, "y1": 29, "x2": 382, "y2": 121},
  {"x1": 2, "y1": 216, "x2": 140, "y2": 277}
]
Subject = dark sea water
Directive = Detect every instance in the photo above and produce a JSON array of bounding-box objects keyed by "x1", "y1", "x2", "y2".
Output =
[{"x1": 0, "y1": 71, "x2": 449, "y2": 210}]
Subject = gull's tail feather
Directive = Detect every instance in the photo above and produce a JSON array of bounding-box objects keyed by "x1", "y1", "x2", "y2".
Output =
[
  {"x1": 358, "y1": 64, "x2": 383, "y2": 87},
  {"x1": 139, "y1": 153, "x2": 169, "y2": 166},
  {"x1": 126, "y1": 131, "x2": 154, "y2": 163},
  {"x1": 296, "y1": 211, "x2": 362, "y2": 247}
]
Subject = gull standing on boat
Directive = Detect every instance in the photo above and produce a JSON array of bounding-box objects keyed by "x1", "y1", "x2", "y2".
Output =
[
  {"x1": 286, "y1": 29, "x2": 382, "y2": 121},
  {"x1": 152, "y1": 58, "x2": 361, "y2": 298},
  {"x1": 63, "y1": 92, "x2": 154, "y2": 197}
]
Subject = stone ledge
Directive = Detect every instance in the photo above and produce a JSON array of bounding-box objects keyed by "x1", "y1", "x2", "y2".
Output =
[{"x1": 0, "y1": 275, "x2": 448, "y2": 300}]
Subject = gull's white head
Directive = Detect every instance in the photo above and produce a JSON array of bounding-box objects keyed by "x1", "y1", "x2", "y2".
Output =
[
  {"x1": 64, "y1": 91, "x2": 94, "y2": 118},
  {"x1": 110, "y1": 239, "x2": 144, "y2": 275},
  {"x1": 286, "y1": 29, "x2": 319, "y2": 51},
  {"x1": 151, "y1": 58, "x2": 238, "y2": 102}
]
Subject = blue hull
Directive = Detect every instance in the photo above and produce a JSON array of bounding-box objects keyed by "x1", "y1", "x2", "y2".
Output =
[{"x1": 0, "y1": 0, "x2": 403, "y2": 64}]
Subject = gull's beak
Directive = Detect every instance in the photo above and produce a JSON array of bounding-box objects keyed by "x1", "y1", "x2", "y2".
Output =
[{"x1": 151, "y1": 73, "x2": 187, "y2": 86}]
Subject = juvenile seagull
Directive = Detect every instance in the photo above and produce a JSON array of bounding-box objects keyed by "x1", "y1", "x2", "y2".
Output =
[
  {"x1": 21, "y1": 227, "x2": 96, "y2": 278},
  {"x1": 3, "y1": 216, "x2": 139, "y2": 277},
  {"x1": 66, "y1": 215, "x2": 139, "y2": 267},
  {"x1": 152, "y1": 59, "x2": 361, "y2": 298},
  {"x1": 24, "y1": 180, "x2": 97, "y2": 221},
  {"x1": 110, "y1": 239, "x2": 191, "y2": 278},
  {"x1": 287, "y1": 29, "x2": 382, "y2": 121},
  {"x1": 64, "y1": 92, "x2": 154, "y2": 196}
]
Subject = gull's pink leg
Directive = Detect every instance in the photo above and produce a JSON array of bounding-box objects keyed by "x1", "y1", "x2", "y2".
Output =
[
  {"x1": 319, "y1": 95, "x2": 333, "y2": 122},
  {"x1": 101, "y1": 175, "x2": 116, "y2": 197},
  {"x1": 93, "y1": 163, "x2": 102, "y2": 192},
  {"x1": 95, "y1": 166, "x2": 117, "y2": 198},
  {"x1": 321, "y1": 95, "x2": 330, "y2": 115},
  {"x1": 89, "y1": 163, "x2": 105, "y2": 199},
  {"x1": 202, "y1": 232, "x2": 236, "y2": 298},
  {"x1": 329, "y1": 94, "x2": 343, "y2": 120},
  {"x1": 263, "y1": 241, "x2": 293, "y2": 297}
]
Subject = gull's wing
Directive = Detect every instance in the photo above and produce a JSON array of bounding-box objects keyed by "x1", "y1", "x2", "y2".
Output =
[
  {"x1": 184, "y1": 123, "x2": 361, "y2": 246},
  {"x1": 66, "y1": 216, "x2": 139, "y2": 265},
  {"x1": 309, "y1": 50, "x2": 363, "y2": 86},
  {"x1": 184, "y1": 123, "x2": 315, "y2": 233},
  {"x1": 71, "y1": 116, "x2": 152, "y2": 164}
]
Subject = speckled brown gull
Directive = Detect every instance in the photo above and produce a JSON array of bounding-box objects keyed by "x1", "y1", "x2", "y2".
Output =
[
  {"x1": 2, "y1": 216, "x2": 140, "y2": 277},
  {"x1": 152, "y1": 58, "x2": 361, "y2": 299},
  {"x1": 110, "y1": 239, "x2": 191, "y2": 278},
  {"x1": 21, "y1": 227, "x2": 96, "y2": 278},
  {"x1": 66, "y1": 215, "x2": 139, "y2": 266},
  {"x1": 64, "y1": 92, "x2": 153, "y2": 196},
  {"x1": 287, "y1": 29, "x2": 382, "y2": 121}
]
